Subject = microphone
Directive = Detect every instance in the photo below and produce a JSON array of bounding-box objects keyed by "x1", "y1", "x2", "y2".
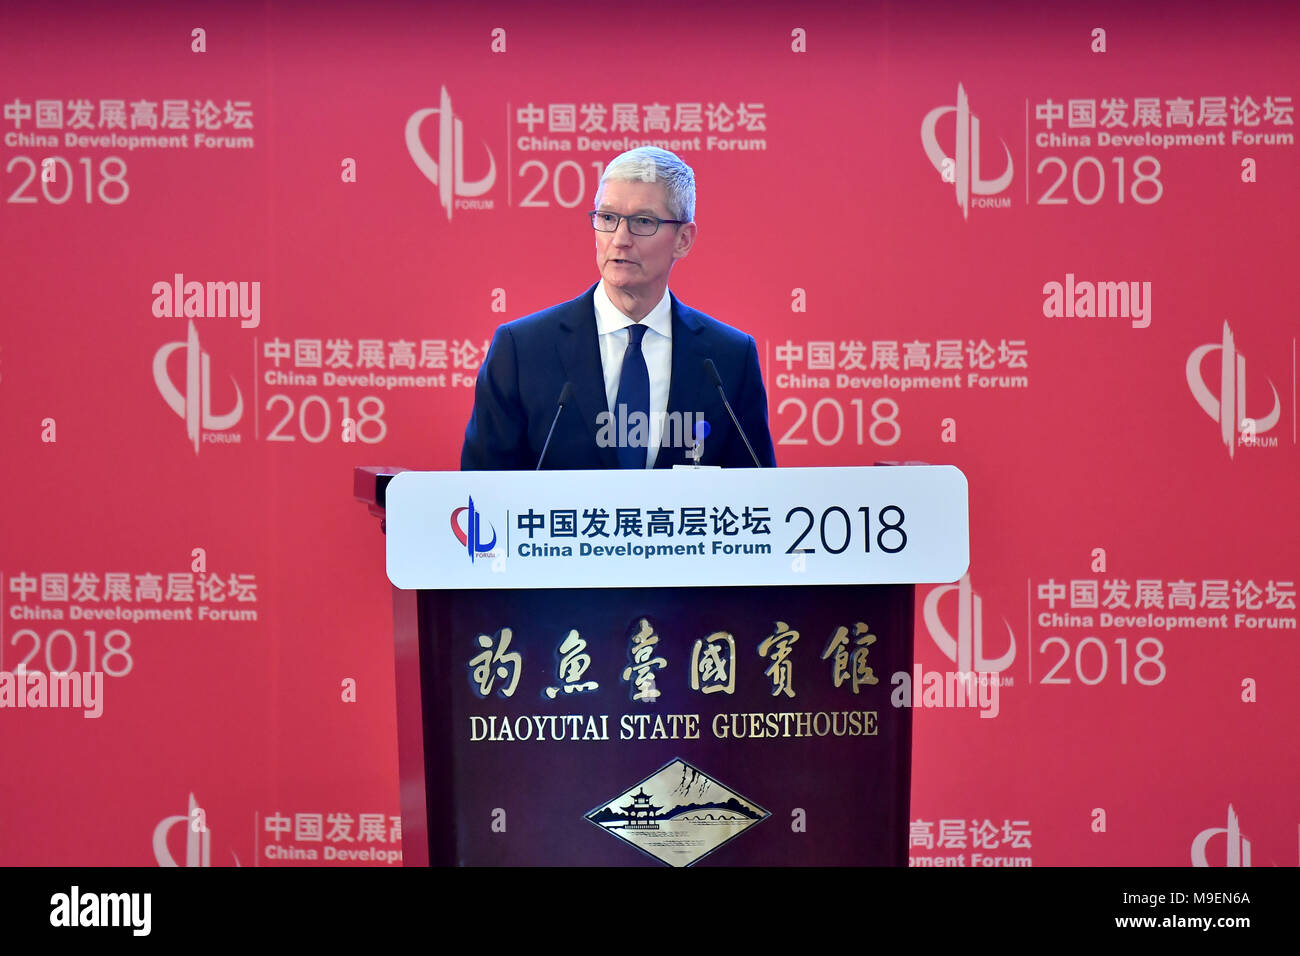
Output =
[
  {"x1": 536, "y1": 382, "x2": 574, "y2": 470},
  {"x1": 703, "y1": 359, "x2": 762, "y2": 467}
]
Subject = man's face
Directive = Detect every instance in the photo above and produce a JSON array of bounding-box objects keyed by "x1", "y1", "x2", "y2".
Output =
[{"x1": 593, "y1": 178, "x2": 695, "y2": 299}]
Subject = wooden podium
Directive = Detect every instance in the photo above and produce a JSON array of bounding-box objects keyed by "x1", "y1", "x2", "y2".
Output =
[{"x1": 356, "y1": 465, "x2": 968, "y2": 866}]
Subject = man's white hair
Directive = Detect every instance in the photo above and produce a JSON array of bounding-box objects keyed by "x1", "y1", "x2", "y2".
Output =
[{"x1": 597, "y1": 146, "x2": 696, "y2": 223}]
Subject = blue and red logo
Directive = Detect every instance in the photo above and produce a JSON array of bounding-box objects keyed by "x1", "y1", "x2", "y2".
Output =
[{"x1": 451, "y1": 495, "x2": 497, "y2": 562}]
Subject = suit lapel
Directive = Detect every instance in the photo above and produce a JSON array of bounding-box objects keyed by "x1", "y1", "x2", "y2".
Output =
[
  {"x1": 556, "y1": 284, "x2": 619, "y2": 468},
  {"x1": 658, "y1": 294, "x2": 711, "y2": 468}
]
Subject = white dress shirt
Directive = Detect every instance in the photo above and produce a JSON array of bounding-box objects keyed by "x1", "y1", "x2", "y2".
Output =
[{"x1": 593, "y1": 280, "x2": 673, "y2": 469}]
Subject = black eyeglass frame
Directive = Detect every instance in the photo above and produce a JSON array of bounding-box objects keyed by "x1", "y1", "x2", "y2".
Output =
[{"x1": 588, "y1": 211, "x2": 685, "y2": 236}]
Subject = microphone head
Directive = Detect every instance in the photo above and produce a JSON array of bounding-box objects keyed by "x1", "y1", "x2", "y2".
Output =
[
  {"x1": 558, "y1": 382, "x2": 575, "y2": 404},
  {"x1": 702, "y1": 358, "x2": 723, "y2": 387}
]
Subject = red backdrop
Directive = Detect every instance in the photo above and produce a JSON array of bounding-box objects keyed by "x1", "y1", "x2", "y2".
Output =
[{"x1": 1, "y1": 0, "x2": 1296, "y2": 867}]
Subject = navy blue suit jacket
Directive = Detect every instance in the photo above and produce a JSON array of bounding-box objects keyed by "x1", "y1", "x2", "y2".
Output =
[{"x1": 460, "y1": 283, "x2": 777, "y2": 470}]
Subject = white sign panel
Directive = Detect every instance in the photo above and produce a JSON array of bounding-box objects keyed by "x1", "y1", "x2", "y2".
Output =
[{"x1": 385, "y1": 466, "x2": 969, "y2": 590}]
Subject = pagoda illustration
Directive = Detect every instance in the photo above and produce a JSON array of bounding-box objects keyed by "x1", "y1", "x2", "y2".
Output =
[{"x1": 620, "y1": 788, "x2": 663, "y2": 830}]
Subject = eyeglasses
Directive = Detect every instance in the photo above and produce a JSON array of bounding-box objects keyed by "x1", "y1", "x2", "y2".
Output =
[{"x1": 589, "y1": 211, "x2": 684, "y2": 236}]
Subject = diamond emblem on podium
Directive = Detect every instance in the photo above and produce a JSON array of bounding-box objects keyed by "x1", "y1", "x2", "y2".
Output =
[{"x1": 586, "y1": 758, "x2": 769, "y2": 867}]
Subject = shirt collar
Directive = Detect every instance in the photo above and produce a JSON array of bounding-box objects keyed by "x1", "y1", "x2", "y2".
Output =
[{"x1": 594, "y1": 281, "x2": 673, "y2": 340}]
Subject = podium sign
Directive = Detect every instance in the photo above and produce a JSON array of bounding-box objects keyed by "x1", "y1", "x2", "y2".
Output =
[
  {"x1": 359, "y1": 465, "x2": 970, "y2": 866},
  {"x1": 386, "y1": 465, "x2": 969, "y2": 589},
  {"x1": 422, "y1": 582, "x2": 913, "y2": 866}
]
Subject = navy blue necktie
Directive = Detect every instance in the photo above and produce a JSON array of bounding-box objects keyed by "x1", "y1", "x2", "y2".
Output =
[{"x1": 614, "y1": 323, "x2": 650, "y2": 469}]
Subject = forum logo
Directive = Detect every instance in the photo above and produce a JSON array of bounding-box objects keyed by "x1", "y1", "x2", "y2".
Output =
[
  {"x1": 153, "y1": 320, "x2": 243, "y2": 454},
  {"x1": 923, "y1": 573, "x2": 1015, "y2": 674},
  {"x1": 921, "y1": 83, "x2": 1014, "y2": 219},
  {"x1": 153, "y1": 793, "x2": 240, "y2": 866},
  {"x1": 406, "y1": 85, "x2": 497, "y2": 220},
  {"x1": 450, "y1": 495, "x2": 498, "y2": 562},
  {"x1": 1186, "y1": 321, "x2": 1281, "y2": 458},
  {"x1": 1191, "y1": 804, "x2": 1251, "y2": 867}
]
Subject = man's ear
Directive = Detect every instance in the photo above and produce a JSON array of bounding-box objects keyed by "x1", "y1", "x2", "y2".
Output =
[{"x1": 674, "y1": 222, "x2": 697, "y2": 259}]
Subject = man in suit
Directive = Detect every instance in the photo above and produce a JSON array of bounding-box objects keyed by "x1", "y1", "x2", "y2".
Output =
[{"x1": 461, "y1": 146, "x2": 776, "y2": 471}]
